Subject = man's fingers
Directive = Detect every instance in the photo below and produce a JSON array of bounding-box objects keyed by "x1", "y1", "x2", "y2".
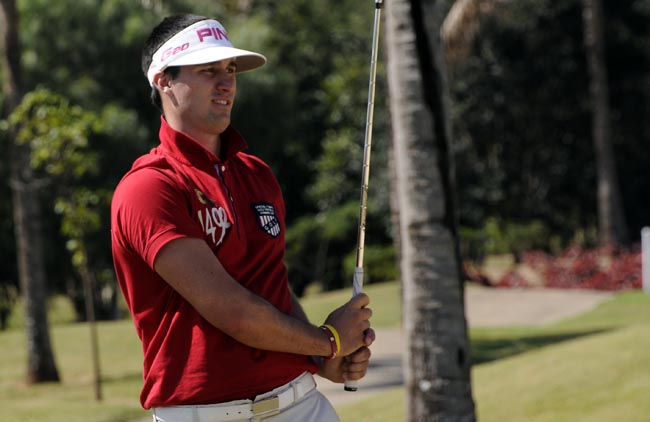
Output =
[
  {"x1": 343, "y1": 367, "x2": 367, "y2": 381},
  {"x1": 347, "y1": 346, "x2": 372, "y2": 363},
  {"x1": 350, "y1": 292, "x2": 370, "y2": 309},
  {"x1": 364, "y1": 328, "x2": 376, "y2": 346},
  {"x1": 343, "y1": 348, "x2": 372, "y2": 380},
  {"x1": 360, "y1": 306, "x2": 373, "y2": 320}
]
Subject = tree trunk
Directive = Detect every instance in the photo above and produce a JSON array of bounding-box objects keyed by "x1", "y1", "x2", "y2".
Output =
[
  {"x1": 78, "y1": 251, "x2": 102, "y2": 400},
  {"x1": 1, "y1": 0, "x2": 60, "y2": 384},
  {"x1": 386, "y1": 0, "x2": 475, "y2": 420},
  {"x1": 581, "y1": 0, "x2": 628, "y2": 246}
]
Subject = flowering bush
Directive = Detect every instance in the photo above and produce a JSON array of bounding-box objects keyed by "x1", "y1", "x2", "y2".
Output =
[{"x1": 484, "y1": 245, "x2": 642, "y2": 291}]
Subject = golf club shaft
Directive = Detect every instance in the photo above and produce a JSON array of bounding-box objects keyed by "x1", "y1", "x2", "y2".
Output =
[{"x1": 344, "y1": 0, "x2": 383, "y2": 392}]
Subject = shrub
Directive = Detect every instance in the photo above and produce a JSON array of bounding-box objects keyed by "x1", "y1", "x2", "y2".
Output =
[
  {"x1": 460, "y1": 218, "x2": 554, "y2": 261},
  {"x1": 495, "y1": 270, "x2": 530, "y2": 288},
  {"x1": 343, "y1": 244, "x2": 398, "y2": 285},
  {"x1": 491, "y1": 245, "x2": 642, "y2": 291}
]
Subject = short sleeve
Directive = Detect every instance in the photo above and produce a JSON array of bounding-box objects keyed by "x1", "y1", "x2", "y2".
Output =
[{"x1": 111, "y1": 168, "x2": 205, "y2": 269}]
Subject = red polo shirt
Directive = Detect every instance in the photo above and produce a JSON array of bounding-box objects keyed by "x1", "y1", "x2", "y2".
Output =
[{"x1": 111, "y1": 117, "x2": 317, "y2": 409}]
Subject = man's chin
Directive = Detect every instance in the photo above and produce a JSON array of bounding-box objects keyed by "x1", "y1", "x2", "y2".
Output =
[{"x1": 208, "y1": 118, "x2": 231, "y2": 135}]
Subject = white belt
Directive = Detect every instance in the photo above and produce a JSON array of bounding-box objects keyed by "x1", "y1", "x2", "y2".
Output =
[{"x1": 152, "y1": 372, "x2": 317, "y2": 422}]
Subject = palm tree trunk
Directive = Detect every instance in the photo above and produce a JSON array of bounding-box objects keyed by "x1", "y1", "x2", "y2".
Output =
[
  {"x1": 386, "y1": 0, "x2": 475, "y2": 420},
  {"x1": 1, "y1": 0, "x2": 60, "y2": 384},
  {"x1": 581, "y1": 0, "x2": 628, "y2": 245}
]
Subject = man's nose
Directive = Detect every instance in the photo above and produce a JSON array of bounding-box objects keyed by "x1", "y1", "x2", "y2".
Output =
[{"x1": 216, "y1": 75, "x2": 235, "y2": 92}]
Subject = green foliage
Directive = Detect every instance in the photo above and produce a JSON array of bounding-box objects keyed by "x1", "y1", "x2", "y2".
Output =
[
  {"x1": 243, "y1": 0, "x2": 392, "y2": 292},
  {"x1": 460, "y1": 216, "x2": 572, "y2": 263},
  {"x1": 6, "y1": 294, "x2": 77, "y2": 330},
  {"x1": 308, "y1": 129, "x2": 363, "y2": 210},
  {"x1": 452, "y1": 0, "x2": 650, "y2": 244},
  {"x1": 8, "y1": 89, "x2": 98, "y2": 178},
  {"x1": 0, "y1": 284, "x2": 18, "y2": 330},
  {"x1": 55, "y1": 189, "x2": 111, "y2": 268},
  {"x1": 7, "y1": 89, "x2": 117, "y2": 320},
  {"x1": 483, "y1": 217, "x2": 551, "y2": 258},
  {"x1": 285, "y1": 201, "x2": 360, "y2": 293},
  {"x1": 3, "y1": 0, "x2": 154, "y2": 306},
  {"x1": 2, "y1": 0, "x2": 649, "y2": 311},
  {"x1": 343, "y1": 244, "x2": 398, "y2": 285}
]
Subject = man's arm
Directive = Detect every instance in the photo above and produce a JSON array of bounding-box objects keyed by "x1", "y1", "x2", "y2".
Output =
[
  {"x1": 289, "y1": 289, "x2": 310, "y2": 322},
  {"x1": 289, "y1": 288, "x2": 374, "y2": 383},
  {"x1": 154, "y1": 236, "x2": 371, "y2": 357}
]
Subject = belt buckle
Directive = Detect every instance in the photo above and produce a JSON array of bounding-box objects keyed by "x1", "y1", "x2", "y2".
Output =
[{"x1": 252, "y1": 396, "x2": 280, "y2": 419}]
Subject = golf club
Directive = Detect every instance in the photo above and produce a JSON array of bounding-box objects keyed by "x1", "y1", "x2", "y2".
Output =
[{"x1": 344, "y1": 0, "x2": 383, "y2": 393}]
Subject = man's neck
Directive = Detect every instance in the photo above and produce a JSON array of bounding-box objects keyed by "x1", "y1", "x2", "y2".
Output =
[{"x1": 164, "y1": 116, "x2": 222, "y2": 157}]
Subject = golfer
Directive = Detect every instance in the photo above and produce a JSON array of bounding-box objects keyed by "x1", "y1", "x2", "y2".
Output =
[{"x1": 111, "y1": 14, "x2": 374, "y2": 422}]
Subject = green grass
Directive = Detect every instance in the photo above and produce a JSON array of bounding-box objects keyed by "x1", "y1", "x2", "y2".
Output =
[
  {"x1": 0, "y1": 282, "x2": 399, "y2": 422},
  {"x1": 2, "y1": 283, "x2": 650, "y2": 422},
  {"x1": 473, "y1": 324, "x2": 650, "y2": 422},
  {"x1": 301, "y1": 281, "x2": 402, "y2": 328},
  {"x1": 0, "y1": 319, "x2": 148, "y2": 422},
  {"x1": 6, "y1": 294, "x2": 79, "y2": 329},
  {"x1": 336, "y1": 289, "x2": 650, "y2": 422}
]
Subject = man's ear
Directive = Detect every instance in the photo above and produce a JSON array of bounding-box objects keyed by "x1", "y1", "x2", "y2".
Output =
[{"x1": 153, "y1": 72, "x2": 173, "y2": 93}]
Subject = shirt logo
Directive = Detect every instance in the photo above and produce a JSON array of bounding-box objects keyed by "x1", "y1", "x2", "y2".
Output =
[
  {"x1": 196, "y1": 189, "x2": 231, "y2": 246},
  {"x1": 251, "y1": 202, "x2": 281, "y2": 238}
]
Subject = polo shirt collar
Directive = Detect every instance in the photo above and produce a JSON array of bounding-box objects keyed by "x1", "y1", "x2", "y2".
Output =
[{"x1": 158, "y1": 116, "x2": 248, "y2": 166}]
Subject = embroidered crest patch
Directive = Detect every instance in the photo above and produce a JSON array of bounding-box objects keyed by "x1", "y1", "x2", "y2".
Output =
[{"x1": 251, "y1": 202, "x2": 281, "y2": 238}]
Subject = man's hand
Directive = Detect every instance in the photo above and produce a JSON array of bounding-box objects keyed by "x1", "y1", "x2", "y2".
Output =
[
  {"x1": 324, "y1": 293, "x2": 373, "y2": 356},
  {"x1": 318, "y1": 328, "x2": 375, "y2": 383}
]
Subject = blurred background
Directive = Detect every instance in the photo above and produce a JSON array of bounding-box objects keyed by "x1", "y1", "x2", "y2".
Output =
[
  {"x1": 2, "y1": 0, "x2": 650, "y2": 420},
  {"x1": 2, "y1": 0, "x2": 648, "y2": 324}
]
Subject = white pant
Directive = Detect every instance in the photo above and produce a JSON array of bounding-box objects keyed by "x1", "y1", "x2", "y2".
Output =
[
  {"x1": 152, "y1": 373, "x2": 339, "y2": 422},
  {"x1": 251, "y1": 389, "x2": 339, "y2": 422}
]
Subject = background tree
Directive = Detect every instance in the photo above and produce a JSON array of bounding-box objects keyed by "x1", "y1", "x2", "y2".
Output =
[
  {"x1": 239, "y1": 0, "x2": 394, "y2": 293},
  {"x1": 444, "y1": 0, "x2": 631, "y2": 250},
  {"x1": 447, "y1": 0, "x2": 650, "y2": 259},
  {"x1": 386, "y1": 0, "x2": 475, "y2": 420},
  {"x1": 8, "y1": 89, "x2": 106, "y2": 398},
  {"x1": 581, "y1": 0, "x2": 628, "y2": 246},
  {"x1": 1, "y1": 0, "x2": 649, "y2": 335},
  {"x1": 0, "y1": 0, "x2": 60, "y2": 383}
]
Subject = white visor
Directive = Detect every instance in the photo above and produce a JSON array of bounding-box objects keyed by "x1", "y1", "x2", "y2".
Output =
[{"x1": 146, "y1": 19, "x2": 267, "y2": 86}]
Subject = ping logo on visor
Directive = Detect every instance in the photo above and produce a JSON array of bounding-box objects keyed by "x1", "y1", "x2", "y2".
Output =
[{"x1": 147, "y1": 19, "x2": 266, "y2": 86}]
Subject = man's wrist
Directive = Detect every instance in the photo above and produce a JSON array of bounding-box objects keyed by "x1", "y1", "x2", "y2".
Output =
[{"x1": 319, "y1": 324, "x2": 341, "y2": 359}]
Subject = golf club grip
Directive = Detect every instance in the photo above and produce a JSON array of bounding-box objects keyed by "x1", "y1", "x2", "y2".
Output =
[{"x1": 344, "y1": 267, "x2": 364, "y2": 392}]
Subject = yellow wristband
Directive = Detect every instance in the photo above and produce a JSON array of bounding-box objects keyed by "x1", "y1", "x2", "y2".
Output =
[{"x1": 321, "y1": 324, "x2": 341, "y2": 355}]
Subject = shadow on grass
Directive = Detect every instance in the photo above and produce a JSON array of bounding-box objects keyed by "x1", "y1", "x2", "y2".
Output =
[{"x1": 471, "y1": 329, "x2": 610, "y2": 365}]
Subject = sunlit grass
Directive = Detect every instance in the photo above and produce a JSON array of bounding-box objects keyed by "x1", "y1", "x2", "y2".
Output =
[
  {"x1": 336, "y1": 289, "x2": 650, "y2": 422},
  {"x1": 301, "y1": 281, "x2": 402, "y2": 328},
  {"x1": 0, "y1": 320, "x2": 148, "y2": 422},
  {"x1": 3, "y1": 283, "x2": 650, "y2": 422}
]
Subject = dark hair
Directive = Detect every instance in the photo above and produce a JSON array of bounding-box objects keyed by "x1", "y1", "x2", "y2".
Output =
[{"x1": 142, "y1": 14, "x2": 208, "y2": 111}]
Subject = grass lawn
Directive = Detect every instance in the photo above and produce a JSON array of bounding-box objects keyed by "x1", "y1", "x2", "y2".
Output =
[
  {"x1": 2, "y1": 283, "x2": 649, "y2": 421},
  {"x1": 336, "y1": 290, "x2": 650, "y2": 422},
  {"x1": 0, "y1": 319, "x2": 148, "y2": 422}
]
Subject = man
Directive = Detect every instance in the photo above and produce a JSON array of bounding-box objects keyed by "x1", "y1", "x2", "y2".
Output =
[{"x1": 111, "y1": 14, "x2": 374, "y2": 422}]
